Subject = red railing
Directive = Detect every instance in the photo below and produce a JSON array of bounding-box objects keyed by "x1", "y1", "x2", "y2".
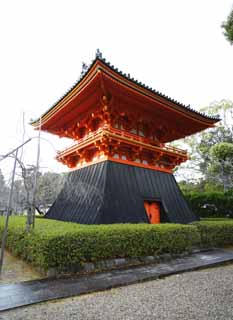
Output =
[{"x1": 57, "y1": 125, "x2": 187, "y2": 157}]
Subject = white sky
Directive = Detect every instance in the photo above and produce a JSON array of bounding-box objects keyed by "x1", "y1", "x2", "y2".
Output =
[{"x1": 0, "y1": 0, "x2": 233, "y2": 178}]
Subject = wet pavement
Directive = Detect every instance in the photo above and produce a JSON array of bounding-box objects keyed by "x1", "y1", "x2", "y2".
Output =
[
  {"x1": 0, "y1": 248, "x2": 233, "y2": 312},
  {"x1": 0, "y1": 251, "x2": 42, "y2": 284},
  {"x1": 2, "y1": 264, "x2": 233, "y2": 320}
]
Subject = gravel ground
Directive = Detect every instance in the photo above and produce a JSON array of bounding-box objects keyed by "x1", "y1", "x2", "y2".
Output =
[{"x1": 1, "y1": 264, "x2": 233, "y2": 320}]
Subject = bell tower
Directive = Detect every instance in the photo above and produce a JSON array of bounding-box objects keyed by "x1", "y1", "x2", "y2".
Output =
[{"x1": 31, "y1": 51, "x2": 219, "y2": 224}]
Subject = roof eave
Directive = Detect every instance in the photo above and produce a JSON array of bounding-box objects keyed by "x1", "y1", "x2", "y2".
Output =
[{"x1": 31, "y1": 53, "x2": 220, "y2": 128}]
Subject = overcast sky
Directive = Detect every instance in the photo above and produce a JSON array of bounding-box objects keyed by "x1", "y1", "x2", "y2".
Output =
[{"x1": 0, "y1": 0, "x2": 233, "y2": 178}]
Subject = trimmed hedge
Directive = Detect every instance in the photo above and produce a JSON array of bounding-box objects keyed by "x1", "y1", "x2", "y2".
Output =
[
  {"x1": 184, "y1": 191, "x2": 233, "y2": 218},
  {"x1": 1, "y1": 217, "x2": 233, "y2": 273},
  {"x1": 0, "y1": 217, "x2": 199, "y2": 272},
  {"x1": 195, "y1": 220, "x2": 233, "y2": 248}
]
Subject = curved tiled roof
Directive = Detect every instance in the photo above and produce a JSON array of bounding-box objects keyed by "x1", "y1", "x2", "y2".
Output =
[{"x1": 31, "y1": 50, "x2": 220, "y2": 125}]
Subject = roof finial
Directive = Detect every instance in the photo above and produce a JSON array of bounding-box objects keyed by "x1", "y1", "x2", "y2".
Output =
[
  {"x1": 80, "y1": 62, "x2": 89, "y2": 77},
  {"x1": 96, "y1": 49, "x2": 102, "y2": 59}
]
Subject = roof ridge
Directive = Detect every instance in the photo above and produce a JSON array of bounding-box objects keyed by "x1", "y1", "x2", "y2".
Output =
[
  {"x1": 31, "y1": 50, "x2": 220, "y2": 125},
  {"x1": 94, "y1": 50, "x2": 220, "y2": 122}
]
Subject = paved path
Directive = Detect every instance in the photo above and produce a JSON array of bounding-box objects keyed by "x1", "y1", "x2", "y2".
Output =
[
  {"x1": 2, "y1": 264, "x2": 233, "y2": 320},
  {"x1": 0, "y1": 251, "x2": 42, "y2": 284},
  {"x1": 0, "y1": 248, "x2": 233, "y2": 312}
]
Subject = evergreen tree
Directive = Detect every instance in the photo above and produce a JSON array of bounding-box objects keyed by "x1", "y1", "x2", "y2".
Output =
[{"x1": 222, "y1": 8, "x2": 233, "y2": 45}]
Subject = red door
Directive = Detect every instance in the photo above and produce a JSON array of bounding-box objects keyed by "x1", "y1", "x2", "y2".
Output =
[{"x1": 144, "y1": 201, "x2": 160, "y2": 224}]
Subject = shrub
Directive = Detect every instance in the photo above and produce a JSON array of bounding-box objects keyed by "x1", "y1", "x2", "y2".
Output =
[
  {"x1": 194, "y1": 220, "x2": 233, "y2": 248},
  {"x1": 184, "y1": 191, "x2": 233, "y2": 218},
  {"x1": 0, "y1": 217, "x2": 198, "y2": 272},
  {"x1": 1, "y1": 217, "x2": 233, "y2": 273}
]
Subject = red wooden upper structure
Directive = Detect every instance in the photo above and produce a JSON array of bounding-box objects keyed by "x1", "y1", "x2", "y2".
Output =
[{"x1": 31, "y1": 51, "x2": 219, "y2": 173}]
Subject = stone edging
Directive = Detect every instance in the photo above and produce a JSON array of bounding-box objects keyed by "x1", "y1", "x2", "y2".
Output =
[{"x1": 47, "y1": 248, "x2": 213, "y2": 278}]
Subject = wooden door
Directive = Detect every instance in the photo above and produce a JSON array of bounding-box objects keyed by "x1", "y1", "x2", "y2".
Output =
[{"x1": 144, "y1": 201, "x2": 160, "y2": 224}]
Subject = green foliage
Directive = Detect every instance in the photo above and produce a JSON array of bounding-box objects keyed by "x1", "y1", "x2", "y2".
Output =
[
  {"x1": 179, "y1": 180, "x2": 211, "y2": 193},
  {"x1": 1, "y1": 217, "x2": 233, "y2": 273},
  {"x1": 210, "y1": 142, "x2": 233, "y2": 160},
  {"x1": 194, "y1": 221, "x2": 233, "y2": 247},
  {"x1": 177, "y1": 100, "x2": 233, "y2": 188},
  {"x1": 207, "y1": 143, "x2": 233, "y2": 191},
  {"x1": 184, "y1": 191, "x2": 233, "y2": 218},
  {"x1": 222, "y1": 8, "x2": 233, "y2": 45},
  {"x1": 0, "y1": 217, "x2": 199, "y2": 272},
  {"x1": 202, "y1": 182, "x2": 224, "y2": 193},
  {"x1": 201, "y1": 217, "x2": 232, "y2": 221},
  {"x1": 179, "y1": 180, "x2": 225, "y2": 194}
]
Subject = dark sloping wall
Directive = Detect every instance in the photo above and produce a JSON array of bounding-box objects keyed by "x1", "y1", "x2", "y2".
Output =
[
  {"x1": 46, "y1": 161, "x2": 197, "y2": 224},
  {"x1": 47, "y1": 162, "x2": 107, "y2": 224}
]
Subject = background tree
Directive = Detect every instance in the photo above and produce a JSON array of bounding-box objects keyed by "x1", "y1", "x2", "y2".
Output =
[
  {"x1": 177, "y1": 100, "x2": 233, "y2": 218},
  {"x1": 0, "y1": 167, "x2": 66, "y2": 216},
  {"x1": 11, "y1": 171, "x2": 66, "y2": 215},
  {"x1": 12, "y1": 179, "x2": 25, "y2": 214},
  {"x1": 222, "y1": 7, "x2": 233, "y2": 45},
  {"x1": 207, "y1": 142, "x2": 233, "y2": 191},
  {"x1": 177, "y1": 100, "x2": 233, "y2": 191},
  {"x1": 0, "y1": 169, "x2": 9, "y2": 212},
  {"x1": 36, "y1": 172, "x2": 66, "y2": 213}
]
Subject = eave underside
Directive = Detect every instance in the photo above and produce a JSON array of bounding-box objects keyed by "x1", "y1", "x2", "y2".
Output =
[{"x1": 31, "y1": 59, "x2": 219, "y2": 143}]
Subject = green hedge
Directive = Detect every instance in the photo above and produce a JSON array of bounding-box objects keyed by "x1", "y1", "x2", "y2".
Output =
[
  {"x1": 184, "y1": 191, "x2": 233, "y2": 218},
  {"x1": 195, "y1": 220, "x2": 233, "y2": 247},
  {"x1": 1, "y1": 217, "x2": 233, "y2": 273},
  {"x1": 0, "y1": 217, "x2": 198, "y2": 272}
]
